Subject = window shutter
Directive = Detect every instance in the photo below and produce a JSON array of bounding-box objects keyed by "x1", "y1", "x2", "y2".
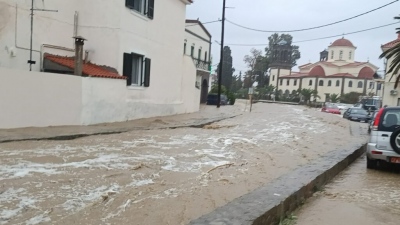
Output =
[
  {"x1": 144, "y1": 58, "x2": 151, "y2": 87},
  {"x1": 123, "y1": 53, "x2": 133, "y2": 86},
  {"x1": 126, "y1": 0, "x2": 134, "y2": 9},
  {"x1": 147, "y1": 0, "x2": 154, "y2": 19}
]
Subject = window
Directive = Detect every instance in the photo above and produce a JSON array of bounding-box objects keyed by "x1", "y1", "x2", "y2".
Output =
[
  {"x1": 204, "y1": 51, "x2": 208, "y2": 62},
  {"x1": 198, "y1": 49, "x2": 202, "y2": 60},
  {"x1": 280, "y1": 79, "x2": 283, "y2": 86},
  {"x1": 369, "y1": 82, "x2": 375, "y2": 89},
  {"x1": 348, "y1": 81, "x2": 353, "y2": 87},
  {"x1": 319, "y1": 80, "x2": 324, "y2": 86},
  {"x1": 190, "y1": 46, "x2": 194, "y2": 57},
  {"x1": 287, "y1": 80, "x2": 290, "y2": 86},
  {"x1": 309, "y1": 80, "x2": 313, "y2": 86},
  {"x1": 294, "y1": 79, "x2": 297, "y2": 86},
  {"x1": 349, "y1": 51, "x2": 352, "y2": 60},
  {"x1": 123, "y1": 52, "x2": 151, "y2": 87},
  {"x1": 272, "y1": 75, "x2": 275, "y2": 81},
  {"x1": 357, "y1": 81, "x2": 363, "y2": 88},
  {"x1": 331, "y1": 51, "x2": 334, "y2": 59},
  {"x1": 125, "y1": 0, "x2": 155, "y2": 19},
  {"x1": 328, "y1": 80, "x2": 332, "y2": 86},
  {"x1": 339, "y1": 50, "x2": 343, "y2": 60},
  {"x1": 336, "y1": 80, "x2": 340, "y2": 86}
]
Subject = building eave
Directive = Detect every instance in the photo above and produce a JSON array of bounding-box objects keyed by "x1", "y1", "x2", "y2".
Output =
[{"x1": 181, "y1": 0, "x2": 193, "y2": 5}]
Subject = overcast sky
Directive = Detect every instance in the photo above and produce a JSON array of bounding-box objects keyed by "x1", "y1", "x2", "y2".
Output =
[{"x1": 186, "y1": 0, "x2": 400, "y2": 76}]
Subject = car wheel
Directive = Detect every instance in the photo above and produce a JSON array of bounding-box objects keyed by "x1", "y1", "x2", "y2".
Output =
[
  {"x1": 366, "y1": 157, "x2": 377, "y2": 169},
  {"x1": 389, "y1": 128, "x2": 400, "y2": 154}
]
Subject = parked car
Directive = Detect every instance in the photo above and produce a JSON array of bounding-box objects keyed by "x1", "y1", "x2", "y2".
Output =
[
  {"x1": 366, "y1": 107, "x2": 400, "y2": 169},
  {"x1": 206, "y1": 94, "x2": 228, "y2": 105},
  {"x1": 321, "y1": 104, "x2": 341, "y2": 114},
  {"x1": 336, "y1": 103, "x2": 350, "y2": 111},
  {"x1": 342, "y1": 108, "x2": 371, "y2": 122}
]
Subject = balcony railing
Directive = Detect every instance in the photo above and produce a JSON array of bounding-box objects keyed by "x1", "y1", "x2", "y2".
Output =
[{"x1": 192, "y1": 58, "x2": 211, "y2": 72}]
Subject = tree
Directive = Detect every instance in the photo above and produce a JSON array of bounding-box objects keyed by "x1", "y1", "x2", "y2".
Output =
[
  {"x1": 243, "y1": 48, "x2": 269, "y2": 88},
  {"x1": 265, "y1": 33, "x2": 301, "y2": 67},
  {"x1": 209, "y1": 84, "x2": 227, "y2": 95},
  {"x1": 216, "y1": 46, "x2": 235, "y2": 91},
  {"x1": 311, "y1": 90, "x2": 320, "y2": 101},
  {"x1": 341, "y1": 92, "x2": 362, "y2": 104},
  {"x1": 379, "y1": 15, "x2": 400, "y2": 88},
  {"x1": 230, "y1": 72, "x2": 243, "y2": 93},
  {"x1": 329, "y1": 94, "x2": 341, "y2": 103},
  {"x1": 298, "y1": 88, "x2": 313, "y2": 102}
]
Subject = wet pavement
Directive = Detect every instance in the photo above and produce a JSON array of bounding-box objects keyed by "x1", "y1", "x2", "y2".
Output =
[
  {"x1": 0, "y1": 103, "x2": 368, "y2": 225},
  {"x1": 296, "y1": 156, "x2": 400, "y2": 225}
]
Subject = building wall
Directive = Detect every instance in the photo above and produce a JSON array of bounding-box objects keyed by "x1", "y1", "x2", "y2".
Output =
[
  {"x1": 382, "y1": 55, "x2": 399, "y2": 106},
  {"x1": 0, "y1": 68, "x2": 82, "y2": 129},
  {"x1": 184, "y1": 23, "x2": 211, "y2": 62},
  {"x1": 327, "y1": 46, "x2": 356, "y2": 63},
  {"x1": 0, "y1": 0, "x2": 199, "y2": 126}
]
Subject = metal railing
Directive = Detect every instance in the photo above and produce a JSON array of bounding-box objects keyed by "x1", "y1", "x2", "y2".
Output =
[{"x1": 192, "y1": 58, "x2": 211, "y2": 72}]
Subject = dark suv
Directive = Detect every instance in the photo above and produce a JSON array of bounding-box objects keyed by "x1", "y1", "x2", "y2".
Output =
[{"x1": 367, "y1": 107, "x2": 400, "y2": 169}]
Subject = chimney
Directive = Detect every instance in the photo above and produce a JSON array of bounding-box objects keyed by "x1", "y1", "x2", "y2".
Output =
[{"x1": 73, "y1": 36, "x2": 86, "y2": 76}]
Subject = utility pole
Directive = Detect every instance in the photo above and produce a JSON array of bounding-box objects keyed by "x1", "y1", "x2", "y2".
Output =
[
  {"x1": 217, "y1": 0, "x2": 226, "y2": 108},
  {"x1": 28, "y1": 0, "x2": 58, "y2": 71}
]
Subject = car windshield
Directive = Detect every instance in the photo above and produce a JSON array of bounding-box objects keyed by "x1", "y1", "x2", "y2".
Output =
[
  {"x1": 351, "y1": 109, "x2": 368, "y2": 115},
  {"x1": 327, "y1": 105, "x2": 339, "y2": 109}
]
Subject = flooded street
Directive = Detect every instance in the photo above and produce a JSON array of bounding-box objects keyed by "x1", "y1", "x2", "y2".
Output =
[
  {"x1": 0, "y1": 103, "x2": 368, "y2": 225},
  {"x1": 296, "y1": 157, "x2": 400, "y2": 225}
]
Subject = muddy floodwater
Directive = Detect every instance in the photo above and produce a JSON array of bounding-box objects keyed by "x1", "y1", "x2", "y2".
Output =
[
  {"x1": 0, "y1": 103, "x2": 367, "y2": 225},
  {"x1": 296, "y1": 157, "x2": 400, "y2": 225}
]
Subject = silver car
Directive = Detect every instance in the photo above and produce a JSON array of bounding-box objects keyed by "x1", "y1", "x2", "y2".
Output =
[{"x1": 367, "y1": 107, "x2": 400, "y2": 169}]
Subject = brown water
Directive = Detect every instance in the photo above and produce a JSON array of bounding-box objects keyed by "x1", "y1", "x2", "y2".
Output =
[
  {"x1": 296, "y1": 157, "x2": 400, "y2": 225},
  {"x1": 0, "y1": 104, "x2": 367, "y2": 225}
]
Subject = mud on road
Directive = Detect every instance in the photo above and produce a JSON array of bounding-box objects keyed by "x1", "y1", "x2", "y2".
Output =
[
  {"x1": 0, "y1": 103, "x2": 368, "y2": 225},
  {"x1": 295, "y1": 156, "x2": 400, "y2": 225}
]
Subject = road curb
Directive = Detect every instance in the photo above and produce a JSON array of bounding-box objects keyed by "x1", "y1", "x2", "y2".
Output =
[
  {"x1": 0, "y1": 114, "x2": 241, "y2": 143},
  {"x1": 189, "y1": 144, "x2": 366, "y2": 225}
]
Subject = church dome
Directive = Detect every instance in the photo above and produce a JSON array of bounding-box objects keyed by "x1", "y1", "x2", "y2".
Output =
[
  {"x1": 330, "y1": 38, "x2": 355, "y2": 48},
  {"x1": 309, "y1": 65, "x2": 326, "y2": 77}
]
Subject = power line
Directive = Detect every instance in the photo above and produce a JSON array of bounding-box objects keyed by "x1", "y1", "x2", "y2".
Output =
[
  {"x1": 226, "y1": 0, "x2": 399, "y2": 33},
  {"x1": 225, "y1": 21, "x2": 400, "y2": 47},
  {"x1": 185, "y1": 20, "x2": 221, "y2": 27}
]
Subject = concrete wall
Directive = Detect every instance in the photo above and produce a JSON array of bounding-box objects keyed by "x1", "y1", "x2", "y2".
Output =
[
  {"x1": 0, "y1": 68, "x2": 82, "y2": 129},
  {"x1": 0, "y1": 0, "x2": 199, "y2": 127}
]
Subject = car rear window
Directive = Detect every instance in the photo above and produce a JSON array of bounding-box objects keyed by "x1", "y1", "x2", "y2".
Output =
[
  {"x1": 351, "y1": 109, "x2": 368, "y2": 115},
  {"x1": 379, "y1": 109, "x2": 400, "y2": 132}
]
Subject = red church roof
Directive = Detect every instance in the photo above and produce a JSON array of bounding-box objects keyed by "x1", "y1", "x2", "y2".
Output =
[
  {"x1": 358, "y1": 67, "x2": 375, "y2": 79},
  {"x1": 330, "y1": 38, "x2": 355, "y2": 48},
  {"x1": 309, "y1": 66, "x2": 326, "y2": 77}
]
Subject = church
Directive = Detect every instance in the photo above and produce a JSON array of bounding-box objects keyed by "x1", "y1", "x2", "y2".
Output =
[{"x1": 269, "y1": 38, "x2": 381, "y2": 102}]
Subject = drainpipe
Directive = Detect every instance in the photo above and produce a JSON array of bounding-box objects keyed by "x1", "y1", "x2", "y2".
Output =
[{"x1": 73, "y1": 36, "x2": 86, "y2": 76}]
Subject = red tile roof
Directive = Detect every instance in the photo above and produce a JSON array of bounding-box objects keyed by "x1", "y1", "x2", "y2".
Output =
[
  {"x1": 358, "y1": 67, "x2": 375, "y2": 79},
  {"x1": 327, "y1": 73, "x2": 356, "y2": 78},
  {"x1": 381, "y1": 33, "x2": 400, "y2": 48},
  {"x1": 329, "y1": 38, "x2": 355, "y2": 48},
  {"x1": 44, "y1": 54, "x2": 125, "y2": 80},
  {"x1": 309, "y1": 66, "x2": 326, "y2": 77}
]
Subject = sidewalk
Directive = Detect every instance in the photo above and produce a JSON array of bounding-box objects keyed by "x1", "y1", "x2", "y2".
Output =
[{"x1": 0, "y1": 102, "x2": 245, "y2": 143}]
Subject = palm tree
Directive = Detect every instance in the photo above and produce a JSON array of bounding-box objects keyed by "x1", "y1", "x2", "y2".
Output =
[
  {"x1": 299, "y1": 88, "x2": 313, "y2": 102},
  {"x1": 330, "y1": 93, "x2": 341, "y2": 103},
  {"x1": 379, "y1": 15, "x2": 400, "y2": 88},
  {"x1": 311, "y1": 89, "x2": 320, "y2": 101}
]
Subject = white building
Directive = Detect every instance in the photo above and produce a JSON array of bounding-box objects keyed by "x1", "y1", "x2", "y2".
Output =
[
  {"x1": 381, "y1": 33, "x2": 400, "y2": 106},
  {"x1": 0, "y1": 0, "x2": 201, "y2": 129},
  {"x1": 184, "y1": 19, "x2": 212, "y2": 103},
  {"x1": 269, "y1": 38, "x2": 381, "y2": 102}
]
